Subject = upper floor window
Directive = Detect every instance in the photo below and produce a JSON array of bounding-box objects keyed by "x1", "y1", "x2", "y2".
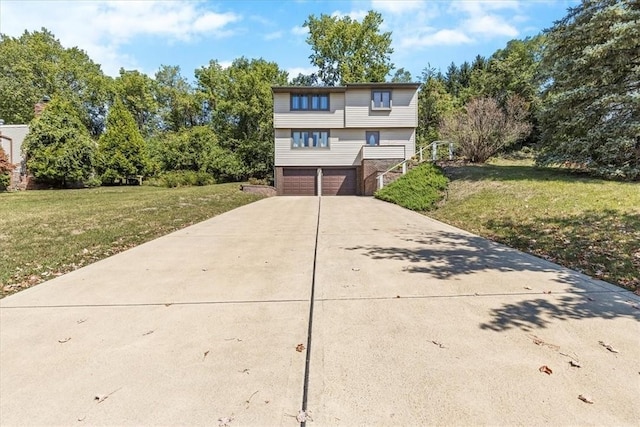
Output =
[
  {"x1": 371, "y1": 90, "x2": 391, "y2": 110},
  {"x1": 292, "y1": 130, "x2": 329, "y2": 148},
  {"x1": 291, "y1": 93, "x2": 329, "y2": 111}
]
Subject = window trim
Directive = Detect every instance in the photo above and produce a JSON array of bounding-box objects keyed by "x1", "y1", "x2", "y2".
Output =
[
  {"x1": 371, "y1": 90, "x2": 392, "y2": 110},
  {"x1": 290, "y1": 93, "x2": 330, "y2": 111},
  {"x1": 365, "y1": 131, "x2": 380, "y2": 146},
  {"x1": 291, "y1": 129, "x2": 330, "y2": 149}
]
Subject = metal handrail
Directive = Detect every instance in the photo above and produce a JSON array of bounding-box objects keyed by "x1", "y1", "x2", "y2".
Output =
[{"x1": 376, "y1": 141, "x2": 455, "y2": 190}]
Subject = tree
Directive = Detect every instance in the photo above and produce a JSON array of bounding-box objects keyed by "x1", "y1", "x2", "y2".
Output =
[
  {"x1": 304, "y1": 11, "x2": 394, "y2": 85},
  {"x1": 0, "y1": 29, "x2": 110, "y2": 136},
  {"x1": 537, "y1": 0, "x2": 640, "y2": 179},
  {"x1": 417, "y1": 67, "x2": 457, "y2": 145},
  {"x1": 22, "y1": 97, "x2": 96, "y2": 187},
  {"x1": 97, "y1": 99, "x2": 148, "y2": 184},
  {"x1": 155, "y1": 65, "x2": 204, "y2": 131},
  {"x1": 196, "y1": 57, "x2": 288, "y2": 179},
  {"x1": 391, "y1": 68, "x2": 412, "y2": 83},
  {"x1": 439, "y1": 96, "x2": 532, "y2": 163},
  {"x1": 290, "y1": 73, "x2": 319, "y2": 86},
  {"x1": 0, "y1": 146, "x2": 15, "y2": 190},
  {"x1": 113, "y1": 68, "x2": 160, "y2": 137}
]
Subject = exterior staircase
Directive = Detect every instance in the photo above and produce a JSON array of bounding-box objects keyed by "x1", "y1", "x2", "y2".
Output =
[{"x1": 376, "y1": 141, "x2": 454, "y2": 191}]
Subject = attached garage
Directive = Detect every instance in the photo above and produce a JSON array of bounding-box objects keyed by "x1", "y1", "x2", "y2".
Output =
[
  {"x1": 282, "y1": 168, "x2": 316, "y2": 196},
  {"x1": 321, "y1": 168, "x2": 357, "y2": 196}
]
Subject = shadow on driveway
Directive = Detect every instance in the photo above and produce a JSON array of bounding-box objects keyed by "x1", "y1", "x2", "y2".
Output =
[{"x1": 346, "y1": 229, "x2": 640, "y2": 332}]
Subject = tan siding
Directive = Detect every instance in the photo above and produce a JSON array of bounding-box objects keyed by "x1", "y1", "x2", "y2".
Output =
[
  {"x1": 345, "y1": 88, "x2": 417, "y2": 128},
  {"x1": 274, "y1": 92, "x2": 344, "y2": 128},
  {"x1": 275, "y1": 127, "x2": 414, "y2": 165},
  {"x1": 361, "y1": 145, "x2": 405, "y2": 159}
]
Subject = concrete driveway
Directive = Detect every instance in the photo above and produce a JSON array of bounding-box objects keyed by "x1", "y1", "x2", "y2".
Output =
[{"x1": 1, "y1": 196, "x2": 638, "y2": 426}]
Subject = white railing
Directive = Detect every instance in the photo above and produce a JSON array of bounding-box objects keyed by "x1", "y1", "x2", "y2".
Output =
[{"x1": 376, "y1": 141, "x2": 455, "y2": 190}]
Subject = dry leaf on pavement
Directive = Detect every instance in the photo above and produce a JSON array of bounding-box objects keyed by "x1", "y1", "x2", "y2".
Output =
[
  {"x1": 598, "y1": 341, "x2": 619, "y2": 353},
  {"x1": 296, "y1": 343, "x2": 305, "y2": 352},
  {"x1": 578, "y1": 394, "x2": 594, "y2": 404},
  {"x1": 569, "y1": 360, "x2": 582, "y2": 368},
  {"x1": 539, "y1": 365, "x2": 553, "y2": 375}
]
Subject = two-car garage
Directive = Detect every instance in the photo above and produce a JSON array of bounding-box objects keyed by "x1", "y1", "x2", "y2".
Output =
[{"x1": 280, "y1": 168, "x2": 358, "y2": 196}]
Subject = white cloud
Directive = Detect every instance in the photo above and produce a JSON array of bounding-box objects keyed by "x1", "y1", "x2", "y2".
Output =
[
  {"x1": 291, "y1": 25, "x2": 308, "y2": 36},
  {"x1": 286, "y1": 67, "x2": 317, "y2": 77},
  {"x1": 400, "y1": 29, "x2": 473, "y2": 48},
  {"x1": 371, "y1": 0, "x2": 425, "y2": 14},
  {"x1": 219, "y1": 60, "x2": 234, "y2": 69},
  {"x1": 0, "y1": 1, "x2": 241, "y2": 76},
  {"x1": 464, "y1": 15, "x2": 518, "y2": 37},
  {"x1": 331, "y1": 9, "x2": 369, "y2": 20},
  {"x1": 264, "y1": 31, "x2": 283, "y2": 41}
]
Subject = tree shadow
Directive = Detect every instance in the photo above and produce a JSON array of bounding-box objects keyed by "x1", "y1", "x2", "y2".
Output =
[
  {"x1": 479, "y1": 294, "x2": 639, "y2": 332},
  {"x1": 485, "y1": 209, "x2": 640, "y2": 292},
  {"x1": 443, "y1": 163, "x2": 600, "y2": 184},
  {"x1": 346, "y1": 229, "x2": 640, "y2": 332}
]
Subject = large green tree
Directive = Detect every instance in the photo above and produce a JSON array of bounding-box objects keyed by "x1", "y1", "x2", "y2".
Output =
[
  {"x1": 196, "y1": 57, "x2": 288, "y2": 178},
  {"x1": 97, "y1": 99, "x2": 148, "y2": 184},
  {"x1": 22, "y1": 97, "x2": 96, "y2": 187},
  {"x1": 0, "y1": 29, "x2": 110, "y2": 136},
  {"x1": 304, "y1": 11, "x2": 394, "y2": 85},
  {"x1": 537, "y1": 0, "x2": 640, "y2": 179},
  {"x1": 113, "y1": 68, "x2": 160, "y2": 137},
  {"x1": 155, "y1": 65, "x2": 204, "y2": 131}
]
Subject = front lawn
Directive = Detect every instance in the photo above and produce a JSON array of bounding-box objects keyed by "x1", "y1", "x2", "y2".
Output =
[
  {"x1": 0, "y1": 184, "x2": 263, "y2": 297},
  {"x1": 430, "y1": 159, "x2": 640, "y2": 292}
]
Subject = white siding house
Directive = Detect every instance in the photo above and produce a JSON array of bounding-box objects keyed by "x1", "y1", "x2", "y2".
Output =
[{"x1": 272, "y1": 83, "x2": 419, "y2": 196}]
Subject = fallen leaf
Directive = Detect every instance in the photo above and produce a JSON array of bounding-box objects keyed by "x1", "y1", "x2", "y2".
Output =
[
  {"x1": 431, "y1": 340, "x2": 446, "y2": 348},
  {"x1": 539, "y1": 365, "x2": 553, "y2": 375},
  {"x1": 296, "y1": 343, "x2": 305, "y2": 352},
  {"x1": 598, "y1": 341, "x2": 619, "y2": 353},
  {"x1": 578, "y1": 394, "x2": 594, "y2": 404},
  {"x1": 524, "y1": 286, "x2": 532, "y2": 290},
  {"x1": 569, "y1": 360, "x2": 582, "y2": 368},
  {"x1": 142, "y1": 330, "x2": 154, "y2": 336},
  {"x1": 77, "y1": 319, "x2": 87, "y2": 324},
  {"x1": 351, "y1": 267, "x2": 360, "y2": 271},
  {"x1": 58, "y1": 337, "x2": 71, "y2": 343},
  {"x1": 203, "y1": 350, "x2": 209, "y2": 360}
]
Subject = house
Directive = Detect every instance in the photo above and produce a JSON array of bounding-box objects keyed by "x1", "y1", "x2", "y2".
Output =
[
  {"x1": 0, "y1": 124, "x2": 29, "y2": 188},
  {"x1": 272, "y1": 82, "x2": 419, "y2": 196}
]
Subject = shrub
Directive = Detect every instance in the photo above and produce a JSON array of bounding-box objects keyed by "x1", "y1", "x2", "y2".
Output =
[
  {"x1": 375, "y1": 162, "x2": 448, "y2": 211},
  {"x1": 147, "y1": 170, "x2": 215, "y2": 188}
]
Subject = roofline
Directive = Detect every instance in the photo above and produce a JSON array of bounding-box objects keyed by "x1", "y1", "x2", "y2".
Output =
[{"x1": 271, "y1": 82, "x2": 420, "y2": 93}]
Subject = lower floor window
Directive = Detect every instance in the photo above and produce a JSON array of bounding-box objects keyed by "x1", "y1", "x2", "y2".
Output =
[{"x1": 292, "y1": 130, "x2": 329, "y2": 148}]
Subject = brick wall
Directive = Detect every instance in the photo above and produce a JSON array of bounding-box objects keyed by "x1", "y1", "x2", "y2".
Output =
[{"x1": 361, "y1": 159, "x2": 403, "y2": 196}]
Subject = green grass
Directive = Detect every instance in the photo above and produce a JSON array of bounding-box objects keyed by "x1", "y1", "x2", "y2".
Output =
[
  {"x1": 429, "y1": 159, "x2": 640, "y2": 292},
  {"x1": 0, "y1": 184, "x2": 263, "y2": 297},
  {"x1": 375, "y1": 162, "x2": 448, "y2": 211}
]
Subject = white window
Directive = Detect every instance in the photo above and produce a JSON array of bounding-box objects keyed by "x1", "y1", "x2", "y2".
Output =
[
  {"x1": 291, "y1": 93, "x2": 329, "y2": 111},
  {"x1": 371, "y1": 90, "x2": 391, "y2": 109},
  {"x1": 366, "y1": 131, "x2": 380, "y2": 146},
  {"x1": 292, "y1": 130, "x2": 329, "y2": 148}
]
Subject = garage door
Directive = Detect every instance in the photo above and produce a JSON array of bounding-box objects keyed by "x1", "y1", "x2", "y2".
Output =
[
  {"x1": 322, "y1": 168, "x2": 357, "y2": 196},
  {"x1": 282, "y1": 169, "x2": 316, "y2": 196}
]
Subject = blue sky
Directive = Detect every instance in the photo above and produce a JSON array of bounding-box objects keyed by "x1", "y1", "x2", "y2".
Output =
[{"x1": 0, "y1": 0, "x2": 579, "y2": 82}]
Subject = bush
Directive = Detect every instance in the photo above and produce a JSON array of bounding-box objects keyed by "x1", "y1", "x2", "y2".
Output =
[
  {"x1": 0, "y1": 146, "x2": 15, "y2": 191},
  {"x1": 375, "y1": 163, "x2": 448, "y2": 211},
  {"x1": 147, "y1": 170, "x2": 215, "y2": 188}
]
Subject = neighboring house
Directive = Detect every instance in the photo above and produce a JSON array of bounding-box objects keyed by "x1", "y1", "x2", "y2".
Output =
[
  {"x1": 0, "y1": 124, "x2": 29, "y2": 188},
  {"x1": 272, "y1": 83, "x2": 419, "y2": 196}
]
